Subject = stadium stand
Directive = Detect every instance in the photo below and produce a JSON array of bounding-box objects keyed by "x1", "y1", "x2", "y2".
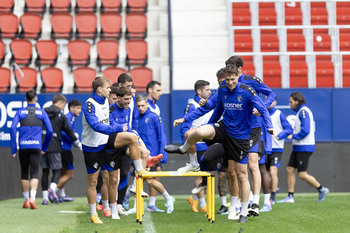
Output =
[
  {"x1": 126, "y1": 0, "x2": 148, "y2": 13},
  {"x1": 14, "y1": 66, "x2": 37, "y2": 93},
  {"x1": 289, "y1": 61, "x2": 308, "y2": 88},
  {"x1": 19, "y1": 13, "x2": 42, "y2": 39},
  {"x1": 49, "y1": 0, "x2": 71, "y2": 13},
  {"x1": 96, "y1": 39, "x2": 119, "y2": 71},
  {"x1": 75, "y1": 13, "x2": 98, "y2": 43},
  {"x1": 40, "y1": 67, "x2": 63, "y2": 93},
  {"x1": 10, "y1": 39, "x2": 32, "y2": 66},
  {"x1": 100, "y1": 13, "x2": 122, "y2": 40},
  {"x1": 68, "y1": 39, "x2": 91, "y2": 72},
  {"x1": 103, "y1": 67, "x2": 127, "y2": 84},
  {"x1": 101, "y1": 0, "x2": 122, "y2": 13},
  {"x1": 0, "y1": 13, "x2": 18, "y2": 39},
  {"x1": 50, "y1": 13, "x2": 73, "y2": 40},
  {"x1": 130, "y1": 66, "x2": 153, "y2": 92},
  {"x1": 0, "y1": 67, "x2": 11, "y2": 92},
  {"x1": 0, "y1": 0, "x2": 14, "y2": 13},
  {"x1": 126, "y1": 39, "x2": 148, "y2": 68},
  {"x1": 75, "y1": 0, "x2": 97, "y2": 13},
  {"x1": 35, "y1": 40, "x2": 58, "y2": 69},
  {"x1": 73, "y1": 67, "x2": 96, "y2": 92},
  {"x1": 125, "y1": 13, "x2": 147, "y2": 39},
  {"x1": 24, "y1": 0, "x2": 46, "y2": 15}
]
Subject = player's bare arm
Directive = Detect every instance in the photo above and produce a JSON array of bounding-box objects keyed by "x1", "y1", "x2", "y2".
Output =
[{"x1": 173, "y1": 118, "x2": 185, "y2": 127}]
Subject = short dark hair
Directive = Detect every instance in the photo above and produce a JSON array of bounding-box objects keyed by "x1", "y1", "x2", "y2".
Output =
[
  {"x1": 26, "y1": 90, "x2": 37, "y2": 102},
  {"x1": 146, "y1": 81, "x2": 161, "y2": 93},
  {"x1": 68, "y1": 99, "x2": 81, "y2": 109},
  {"x1": 131, "y1": 84, "x2": 136, "y2": 89},
  {"x1": 110, "y1": 86, "x2": 118, "y2": 95},
  {"x1": 290, "y1": 92, "x2": 305, "y2": 107},
  {"x1": 216, "y1": 67, "x2": 228, "y2": 80},
  {"x1": 225, "y1": 56, "x2": 244, "y2": 69},
  {"x1": 194, "y1": 80, "x2": 210, "y2": 93},
  {"x1": 116, "y1": 86, "x2": 132, "y2": 97},
  {"x1": 92, "y1": 76, "x2": 110, "y2": 92},
  {"x1": 136, "y1": 94, "x2": 148, "y2": 103},
  {"x1": 217, "y1": 66, "x2": 239, "y2": 79},
  {"x1": 118, "y1": 73, "x2": 133, "y2": 84},
  {"x1": 52, "y1": 94, "x2": 66, "y2": 104}
]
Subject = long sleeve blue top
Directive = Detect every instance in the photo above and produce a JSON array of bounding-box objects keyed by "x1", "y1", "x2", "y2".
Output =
[{"x1": 61, "y1": 111, "x2": 77, "y2": 151}]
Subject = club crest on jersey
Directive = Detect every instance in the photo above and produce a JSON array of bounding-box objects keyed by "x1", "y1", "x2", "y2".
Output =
[
  {"x1": 224, "y1": 95, "x2": 227, "y2": 100},
  {"x1": 214, "y1": 123, "x2": 220, "y2": 128},
  {"x1": 93, "y1": 163, "x2": 98, "y2": 169},
  {"x1": 145, "y1": 118, "x2": 149, "y2": 123},
  {"x1": 240, "y1": 151, "x2": 244, "y2": 160},
  {"x1": 237, "y1": 95, "x2": 242, "y2": 102},
  {"x1": 110, "y1": 161, "x2": 115, "y2": 168}
]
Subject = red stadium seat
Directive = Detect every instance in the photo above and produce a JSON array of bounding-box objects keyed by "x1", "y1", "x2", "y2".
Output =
[
  {"x1": 40, "y1": 67, "x2": 63, "y2": 92},
  {"x1": 10, "y1": 39, "x2": 32, "y2": 65},
  {"x1": 259, "y1": 3, "x2": 277, "y2": 34},
  {"x1": 24, "y1": 0, "x2": 46, "y2": 14},
  {"x1": 337, "y1": 8, "x2": 350, "y2": 33},
  {"x1": 0, "y1": 0, "x2": 14, "y2": 12},
  {"x1": 14, "y1": 66, "x2": 37, "y2": 93},
  {"x1": 234, "y1": 34, "x2": 252, "y2": 52},
  {"x1": 316, "y1": 61, "x2": 334, "y2": 87},
  {"x1": 101, "y1": 0, "x2": 122, "y2": 13},
  {"x1": 311, "y1": 7, "x2": 328, "y2": 34},
  {"x1": 261, "y1": 34, "x2": 279, "y2": 61},
  {"x1": 314, "y1": 34, "x2": 331, "y2": 61},
  {"x1": 126, "y1": 39, "x2": 148, "y2": 67},
  {"x1": 0, "y1": 67, "x2": 11, "y2": 92},
  {"x1": 243, "y1": 62, "x2": 255, "y2": 76},
  {"x1": 289, "y1": 61, "x2": 308, "y2": 88},
  {"x1": 68, "y1": 39, "x2": 90, "y2": 71},
  {"x1": 340, "y1": 33, "x2": 350, "y2": 51},
  {"x1": 75, "y1": 0, "x2": 97, "y2": 13},
  {"x1": 0, "y1": 13, "x2": 18, "y2": 38},
  {"x1": 103, "y1": 67, "x2": 127, "y2": 84},
  {"x1": 35, "y1": 40, "x2": 58, "y2": 68},
  {"x1": 287, "y1": 34, "x2": 305, "y2": 61},
  {"x1": 0, "y1": 40, "x2": 5, "y2": 65},
  {"x1": 50, "y1": 0, "x2": 71, "y2": 13},
  {"x1": 50, "y1": 13, "x2": 73, "y2": 39},
  {"x1": 97, "y1": 39, "x2": 119, "y2": 71},
  {"x1": 285, "y1": 2, "x2": 302, "y2": 34},
  {"x1": 125, "y1": 13, "x2": 147, "y2": 39},
  {"x1": 127, "y1": 0, "x2": 147, "y2": 13},
  {"x1": 130, "y1": 67, "x2": 153, "y2": 92},
  {"x1": 263, "y1": 61, "x2": 281, "y2": 88},
  {"x1": 73, "y1": 67, "x2": 96, "y2": 92},
  {"x1": 232, "y1": 6, "x2": 251, "y2": 35},
  {"x1": 20, "y1": 13, "x2": 42, "y2": 39},
  {"x1": 75, "y1": 13, "x2": 97, "y2": 42},
  {"x1": 100, "y1": 13, "x2": 122, "y2": 40},
  {"x1": 343, "y1": 61, "x2": 350, "y2": 87}
]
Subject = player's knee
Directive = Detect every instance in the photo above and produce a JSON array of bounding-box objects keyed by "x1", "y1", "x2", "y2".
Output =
[
  {"x1": 286, "y1": 166, "x2": 294, "y2": 174},
  {"x1": 297, "y1": 172, "x2": 307, "y2": 179}
]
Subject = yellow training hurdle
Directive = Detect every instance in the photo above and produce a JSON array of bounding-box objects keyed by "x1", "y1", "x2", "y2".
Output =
[{"x1": 136, "y1": 171, "x2": 215, "y2": 224}]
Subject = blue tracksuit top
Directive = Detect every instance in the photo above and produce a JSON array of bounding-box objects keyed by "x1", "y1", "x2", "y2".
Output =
[
  {"x1": 292, "y1": 104, "x2": 315, "y2": 152},
  {"x1": 10, "y1": 104, "x2": 53, "y2": 154},
  {"x1": 216, "y1": 83, "x2": 273, "y2": 140},
  {"x1": 269, "y1": 107, "x2": 293, "y2": 152},
  {"x1": 109, "y1": 102, "x2": 131, "y2": 128},
  {"x1": 137, "y1": 108, "x2": 168, "y2": 163},
  {"x1": 61, "y1": 111, "x2": 76, "y2": 151}
]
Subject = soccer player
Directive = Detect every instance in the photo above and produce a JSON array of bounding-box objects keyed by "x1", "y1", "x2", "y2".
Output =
[
  {"x1": 266, "y1": 99, "x2": 293, "y2": 205},
  {"x1": 56, "y1": 99, "x2": 82, "y2": 202},
  {"x1": 10, "y1": 90, "x2": 53, "y2": 209},
  {"x1": 41, "y1": 94, "x2": 81, "y2": 205},
  {"x1": 165, "y1": 66, "x2": 276, "y2": 223},
  {"x1": 277, "y1": 92, "x2": 329, "y2": 203},
  {"x1": 82, "y1": 76, "x2": 148, "y2": 224}
]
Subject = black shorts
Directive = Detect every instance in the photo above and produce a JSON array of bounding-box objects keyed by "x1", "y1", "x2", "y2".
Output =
[
  {"x1": 266, "y1": 152, "x2": 282, "y2": 170},
  {"x1": 200, "y1": 143, "x2": 226, "y2": 171},
  {"x1": 61, "y1": 149, "x2": 74, "y2": 170},
  {"x1": 288, "y1": 151, "x2": 313, "y2": 172},
  {"x1": 104, "y1": 146, "x2": 128, "y2": 171},
  {"x1": 249, "y1": 127, "x2": 262, "y2": 153},
  {"x1": 205, "y1": 121, "x2": 250, "y2": 163},
  {"x1": 19, "y1": 149, "x2": 41, "y2": 180}
]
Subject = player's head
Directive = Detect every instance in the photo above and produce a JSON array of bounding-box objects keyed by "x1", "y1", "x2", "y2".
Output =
[
  {"x1": 108, "y1": 86, "x2": 118, "y2": 105},
  {"x1": 216, "y1": 67, "x2": 227, "y2": 85},
  {"x1": 136, "y1": 94, "x2": 149, "y2": 115},
  {"x1": 220, "y1": 66, "x2": 240, "y2": 91},
  {"x1": 25, "y1": 90, "x2": 37, "y2": 103},
  {"x1": 52, "y1": 94, "x2": 67, "y2": 110},
  {"x1": 146, "y1": 81, "x2": 162, "y2": 101},
  {"x1": 92, "y1": 76, "x2": 111, "y2": 98},
  {"x1": 118, "y1": 73, "x2": 133, "y2": 89},
  {"x1": 194, "y1": 80, "x2": 211, "y2": 99},
  {"x1": 131, "y1": 84, "x2": 136, "y2": 97},
  {"x1": 116, "y1": 86, "x2": 132, "y2": 109},
  {"x1": 68, "y1": 99, "x2": 82, "y2": 117},
  {"x1": 289, "y1": 92, "x2": 305, "y2": 110},
  {"x1": 225, "y1": 56, "x2": 243, "y2": 75}
]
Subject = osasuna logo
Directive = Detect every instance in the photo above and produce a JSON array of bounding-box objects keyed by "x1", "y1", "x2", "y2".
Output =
[
  {"x1": 237, "y1": 95, "x2": 242, "y2": 102},
  {"x1": 214, "y1": 123, "x2": 220, "y2": 128},
  {"x1": 93, "y1": 163, "x2": 98, "y2": 169},
  {"x1": 145, "y1": 118, "x2": 149, "y2": 123},
  {"x1": 110, "y1": 161, "x2": 115, "y2": 168}
]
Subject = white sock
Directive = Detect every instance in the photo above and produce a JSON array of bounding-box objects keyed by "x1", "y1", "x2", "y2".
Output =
[
  {"x1": 133, "y1": 159, "x2": 143, "y2": 173},
  {"x1": 50, "y1": 183, "x2": 57, "y2": 191},
  {"x1": 56, "y1": 188, "x2": 63, "y2": 198},
  {"x1": 179, "y1": 142, "x2": 191, "y2": 153},
  {"x1": 110, "y1": 203, "x2": 117, "y2": 212},
  {"x1": 149, "y1": 196, "x2": 156, "y2": 206},
  {"x1": 253, "y1": 194, "x2": 260, "y2": 205},
  {"x1": 235, "y1": 199, "x2": 241, "y2": 209},
  {"x1": 30, "y1": 190, "x2": 37, "y2": 200},
  {"x1": 199, "y1": 198, "x2": 206, "y2": 208},
  {"x1": 42, "y1": 190, "x2": 49, "y2": 201},
  {"x1": 249, "y1": 191, "x2": 253, "y2": 203},
  {"x1": 229, "y1": 196, "x2": 238, "y2": 211},
  {"x1": 61, "y1": 188, "x2": 66, "y2": 197},
  {"x1": 189, "y1": 153, "x2": 199, "y2": 167},
  {"x1": 23, "y1": 192, "x2": 29, "y2": 202},
  {"x1": 162, "y1": 190, "x2": 171, "y2": 201},
  {"x1": 89, "y1": 203, "x2": 97, "y2": 216},
  {"x1": 192, "y1": 194, "x2": 198, "y2": 200},
  {"x1": 220, "y1": 196, "x2": 227, "y2": 206},
  {"x1": 241, "y1": 202, "x2": 249, "y2": 216},
  {"x1": 102, "y1": 200, "x2": 110, "y2": 211},
  {"x1": 264, "y1": 193, "x2": 271, "y2": 205}
]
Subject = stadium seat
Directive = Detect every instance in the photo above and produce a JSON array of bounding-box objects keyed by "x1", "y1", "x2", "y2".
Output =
[
  {"x1": 24, "y1": 0, "x2": 46, "y2": 14},
  {"x1": 0, "y1": 67, "x2": 11, "y2": 92},
  {"x1": 68, "y1": 39, "x2": 90, "y2": 71},
  {"x1": 314, "y1": 34, "x2": 331, "y2": 61},
  {"x1": 19, "y1": 13, "x2": 42, "y2": 39},
  {"x1": 100, "y1": 13, "x2": 122, "y2": 40},
  {"x1": 285, "y1": 2, "x2": 302, "y2": 34},
  {"x1": 343, "y1": 61, "x2": 350, "y2": 87},
  {"x1": 50, "y1": 13, "x2": 73, "y2": 40},
  {"x1": 101, "y1": 0, "x2": 122, "y2": 13},
  {"x1": 316, "y1": 61, "x2": 334, "y2": 87},
  {"x1": 75, "y1": 0, "x2": 97, "y2": 13},
  {"x1": 103, "y1": 67, "x2": 127, "y2": 84},
  {"x1": 0, "y1": 40, "x2": 5, "y2": 65},
  {"x1": 97, "y1": 39, "x2": 119, "y2": 71},
  {"x1": 289, "y1": 61, "x2": 308, "y2": 88},
  {"x1": 0, "y1": 13, "x2": 18, "y2": 38},
  {"x1": 75, "y1": 13, "x2": 97, "y2": 43},
  {"x1": 14, "y1": 66, "x2": 37, "y2": 93},
  {"x1": 340, "y1": 33, "x2": 350, "y2": 51},
  {"x1": 0, "y1": 0, "x2": 14, "y2": 12},
  {"x1": 126, "y1": 39, "x2": 148, "y2": 68},
  {"x1": 130, "y1": 67, "x2": 153, "y2": 92},
  {"x1": 125, "y1": 13, "x2": 147, "y2": 39},
  {"x1": 243, "y1": 62, "x2": 255, "y2": 76},
  {"x1": 259, "y1": 3, "x2": 277, "y2": 34},
  {"x1": 337, "y1": 7, "x2": 350, "y2": 33},
  {"x1": 232, "y1": 4, "x2": 251, "y2": 35},
  {"x1": 73, "y1": 67, "x2": 96, "y2": 92},
  {"x1": 35, "y1": 40, "x2": 58, "y2": 68},
  {"x1": 287, "y1": 34, "x2": 305, "y2": 61},
  {"x1": 10, "y1": 39, "x2": 32, "y2": 65},
  {"x1": 234, "y1": 34, "x2": 252, "y2": 52},
  {"x1": 49, "y1": 0, "x2": 71, "y2": 13},
  {"x1": 261, "y1": 34, "x2": 279, "y2": 61},
  {"x1": 263, "y1": 61, "x2": 281, "y2": 88},
  {"x1": 40, "y1": 67, "x2": 63, "y2": 92},
  {"x1": 126, "y1": 0, "x2": 147, "y2": 13},
  {"x1": 311, "y1": 6, "x2": 328, "y2": 34}
]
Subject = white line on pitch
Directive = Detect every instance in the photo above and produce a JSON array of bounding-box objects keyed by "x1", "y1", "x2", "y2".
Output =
[
  {"x1": 59, "y1": 211, "x2": 86, "y2": 214},
  {"x1": 143, "y1": 201, "x2": 156, "y2": 233}
]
